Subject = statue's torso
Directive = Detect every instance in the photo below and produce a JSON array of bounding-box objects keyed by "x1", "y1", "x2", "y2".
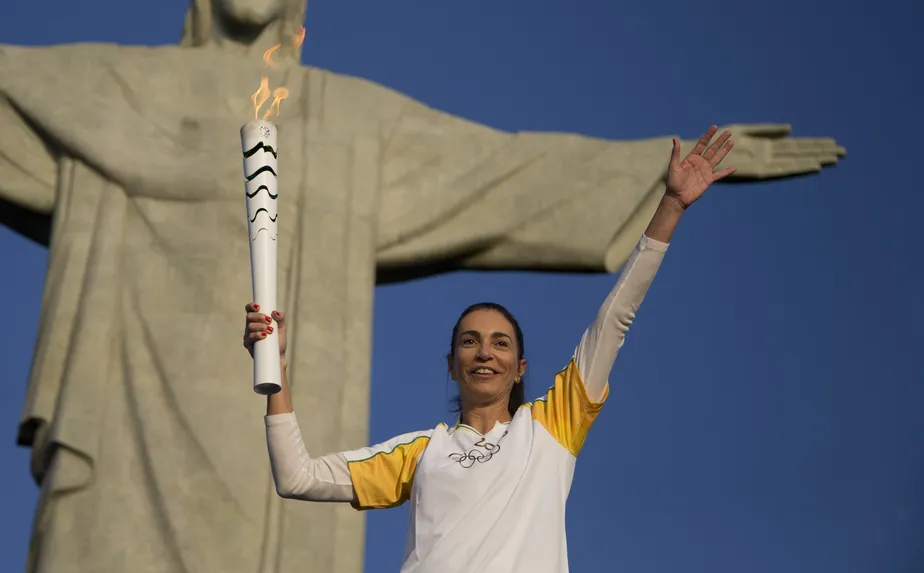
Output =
[{"x1": 1, "y1": 42, "x2": 385, "y2": 573}]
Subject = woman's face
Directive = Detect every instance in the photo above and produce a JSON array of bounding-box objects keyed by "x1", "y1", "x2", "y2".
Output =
[{"x1": 449, "y1": 309, "x2": 526, "y2": 408}]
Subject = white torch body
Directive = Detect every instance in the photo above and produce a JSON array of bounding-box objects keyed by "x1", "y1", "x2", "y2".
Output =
[{"x1": 241, "y1": 121, "x2": 282, "y2": 395}]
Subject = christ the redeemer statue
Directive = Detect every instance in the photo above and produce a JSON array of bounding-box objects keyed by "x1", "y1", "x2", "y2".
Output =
[{"x1": 0, "y1": 0, "x2": 844, "y2": 572}]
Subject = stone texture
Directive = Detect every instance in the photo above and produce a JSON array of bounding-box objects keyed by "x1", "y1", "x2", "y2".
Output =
[{"x1": 0, "y1": 1, "x2": 845, "y2": 572}]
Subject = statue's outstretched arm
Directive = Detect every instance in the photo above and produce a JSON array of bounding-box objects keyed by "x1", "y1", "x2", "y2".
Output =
[
  {"x1": 0, "y1": 96, "x2": 58, "y2": 245},
  {"x1": 361, "y1": 75, "x2": 844, "y2": 281},
  {"x1": 373, "y1": 98, "x2": 675, "y2": 281}
]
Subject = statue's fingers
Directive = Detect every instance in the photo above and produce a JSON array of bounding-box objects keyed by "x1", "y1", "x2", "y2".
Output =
[
  {"x1": 770, "y1": 139, "x2": 806, "y2": 154},
  {"x1": 805, "y1": 139, "x2": 846, "y2": 161},
  {"x1": 725, "y1": 123, "x2": 792, "y2": 138},
  {"x1": 793, "y1": 138, "x2": 838, "y2": 152},
  {"x1": 772, "y1": 141, "x2": 844, "y2": 166},
  {"x1": 772, "y1": 139, "x2": 842, "y2": 161},
  {"x1": 769, "y1": 157, "x2": 822, "y2": 177},
  {"x1": 794, "y1": 158, "x2": 823, "y2": 174}
]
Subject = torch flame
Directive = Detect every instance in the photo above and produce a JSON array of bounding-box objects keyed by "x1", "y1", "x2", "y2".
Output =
[
  {"x1": 265, "y1": 88, "x2": 290, "y2": 121},
  {"x1": 251, "y1": 77, "x2": 271, "y2": 120},
  {"x1": 250, "y1": 26, "x2": 306, "y2": 121},
  {"x1": 263, "y1": 45, "x2": 282, "y2": 70}
]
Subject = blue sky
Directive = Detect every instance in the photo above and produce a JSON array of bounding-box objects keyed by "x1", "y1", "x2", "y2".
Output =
[{"x1": 1, "y1": 1, "x2": 921, "y2": 572}]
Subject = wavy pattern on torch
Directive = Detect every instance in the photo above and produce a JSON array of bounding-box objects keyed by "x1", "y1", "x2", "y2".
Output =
[
  {"x1": 249, "y1": 208, "x2": 278, "y2": 223},
  {"x1": 244, "y1": 165, "x2": 278, "y2": 181},
  {"x1": 243, "y1": 141, "x2": 279, "y2": 159},
  {"x1": 252, "y1": 228, "x2": 277, "y2": 242},
  {"x1": 246, "y1": 185, "x2": 278, "y2": 199}
]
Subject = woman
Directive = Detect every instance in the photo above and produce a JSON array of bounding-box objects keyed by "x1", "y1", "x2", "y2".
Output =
[{"x1": 243, "y1": 126, "x2": 737, "y2": 572}]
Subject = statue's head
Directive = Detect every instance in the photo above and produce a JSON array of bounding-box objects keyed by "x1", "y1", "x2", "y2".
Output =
[{"x1": 180, "y1": 0, "x2": 306, "y2": 65}]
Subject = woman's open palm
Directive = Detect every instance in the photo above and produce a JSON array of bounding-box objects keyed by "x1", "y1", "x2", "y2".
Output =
[{"x1": 665, "y1": 126, "x2": 737, "y2": 208}]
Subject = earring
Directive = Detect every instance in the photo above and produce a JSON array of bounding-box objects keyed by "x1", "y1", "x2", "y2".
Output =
[{"x1": 515, "y1": 376, "x2": 521, "y2": 383}]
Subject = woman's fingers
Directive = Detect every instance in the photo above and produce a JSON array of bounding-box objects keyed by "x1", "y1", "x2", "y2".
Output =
[
  {"x1": 686, "y1": 125, "x2": 718, "y2": 160},
  {"x1": 702, "y1": 130, "x2": 732, "y2": 163},
  {"x1": 243, "y1": 303, "x2": 285, "y2": 353},
  {"x1": 247, "y1": 321, "x2": 273, "y2": 334},
  {"x1": 245, "y1": 303, "x2": 281, "y2": 324},
  {"x1": 709, "y1": 139, "x2": 735, "y2": 167},
  {"x1": 712, "y1": 166, "x2": 737, "y2": 181},
  {"x1": 246, "y1": 312, "x2": 273, "y2": 326},
  {"x1": 668, "y1": 138, "x2": 682, "y2": 167},
  {"x1": 243, "y1": 330, "x2": 269, "y2": 354}
]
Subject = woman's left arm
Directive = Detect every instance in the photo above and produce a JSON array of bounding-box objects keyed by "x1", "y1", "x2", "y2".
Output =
[
  {"x1": 575, "y1": 126, "x2": 737, "y2": 401},
  {"x1": 574, "y1": 199, "x2": 675, "y2": 401}
]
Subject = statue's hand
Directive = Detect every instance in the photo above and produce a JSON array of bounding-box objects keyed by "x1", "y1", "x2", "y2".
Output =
[
  {"x1": 243, "y1": 302, "x2": 287, "y2": 360},
  {"x1": 717, "y1": 123, "x2": 846, "y2": 180}
]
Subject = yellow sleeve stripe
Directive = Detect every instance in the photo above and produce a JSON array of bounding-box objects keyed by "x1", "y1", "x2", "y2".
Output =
[
  {"x1": 348, "y1": 434, "x2": 430, "y2": 510},
  {"x1": 531, "y1": 358, "x2": 608, "y2": 457}
]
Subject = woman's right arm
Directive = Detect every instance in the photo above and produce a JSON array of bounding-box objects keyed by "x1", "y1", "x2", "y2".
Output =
[
  {"x1": 245, "y1": 306, "x2": 355, "y2": 502},
  {"x1": 264, "y1": 363, "x2": 357, "y2": 502},
  {"x1": 246, "y1": 306, "x2": 431, "y2": 508}
]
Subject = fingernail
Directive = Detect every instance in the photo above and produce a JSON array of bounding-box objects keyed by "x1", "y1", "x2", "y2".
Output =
[
  {"x1": 261, "y1": 332, "x2": 267, "y2": 338},
  {"x1": 267, "y1": 326, "x2": 274, "y2": 333},
  {"x1": 253, "y1": 303, "x2": 260, "y2": 310},
  {"x1": 272, "y1": 311, "x2": 280, "y2": 318},
  {"x1": 265, "y1": 316, "x2": 272, "y2": 323}
]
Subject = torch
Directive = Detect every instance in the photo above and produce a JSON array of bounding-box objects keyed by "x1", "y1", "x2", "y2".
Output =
[
  {"x1": 241, "y1": 26, "x2": 303, "y2": 395},
  {"x1": 242, "y1": 120, "x2": 281, "y2": 395}
]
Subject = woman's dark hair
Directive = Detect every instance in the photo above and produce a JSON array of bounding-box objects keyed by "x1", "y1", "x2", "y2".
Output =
[{"x1": 448, "y1": 302, "x2": 526, "y2": 418}]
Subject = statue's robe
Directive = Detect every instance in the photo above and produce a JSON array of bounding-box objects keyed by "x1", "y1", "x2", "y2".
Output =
[{"x1": 0, "y1": 43, "x2": 671, "y2": 573}]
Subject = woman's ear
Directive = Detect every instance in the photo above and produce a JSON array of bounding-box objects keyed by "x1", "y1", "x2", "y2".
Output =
[
  {"x1": 446, "y1": 354, "x2": 456, "y2": 381},
  {"x1": 517, "y1": 358, "x2": 527, "y2": 381}
]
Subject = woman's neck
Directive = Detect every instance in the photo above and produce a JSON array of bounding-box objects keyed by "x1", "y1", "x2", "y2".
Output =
[{"x1": 461, "y1": 401, "x2": 511, "y2": 435}]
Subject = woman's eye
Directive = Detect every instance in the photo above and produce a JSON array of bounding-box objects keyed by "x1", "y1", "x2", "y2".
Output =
[
  {"x1": 496, "y1": 340, "x2": 508, "y2": 347},
  {"x1": 461, "y1": 339, "x2": 475, "y2": 346}
]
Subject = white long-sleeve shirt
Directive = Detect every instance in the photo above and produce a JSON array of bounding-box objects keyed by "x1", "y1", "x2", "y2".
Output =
[{"x1": 264, "y1": 234, "x2": 668, "y2": 573}]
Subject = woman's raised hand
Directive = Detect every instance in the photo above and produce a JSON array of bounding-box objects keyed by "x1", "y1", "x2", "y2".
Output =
[
  {"x1": 664, "y1": 125, "x2": 737, "y2": 209},
  {"x1": 243, "y1": 302, "x2": 287, "y2": 359}
]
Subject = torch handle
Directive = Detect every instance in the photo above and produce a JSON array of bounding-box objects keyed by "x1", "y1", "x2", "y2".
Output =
[{"x1": 248, "y1": 231, "x2": 281, "y2": 395}]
